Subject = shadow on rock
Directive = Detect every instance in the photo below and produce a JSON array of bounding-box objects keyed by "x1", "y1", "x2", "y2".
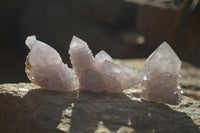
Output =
[
  {"x1": 23, "y1": 89, "x2": 77, "y2": 133},
  {"x1": 69, "y1": 92, "x2": 200, "y2": 133},
  {"x1": 0, "y1": 89, "x2": 199, "y2": 133},
  {"x1": 0, "y1": 89, "x2": 74, "y2": 133}
]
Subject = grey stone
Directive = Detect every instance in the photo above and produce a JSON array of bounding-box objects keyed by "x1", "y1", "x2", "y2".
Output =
[{"x1": 0, "y1": 59, "x2": 200, "y2": 133}]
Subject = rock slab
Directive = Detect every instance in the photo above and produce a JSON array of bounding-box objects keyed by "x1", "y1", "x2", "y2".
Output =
[{"x1": 1, "y1": 59, "x2": 200, "y2": 133}]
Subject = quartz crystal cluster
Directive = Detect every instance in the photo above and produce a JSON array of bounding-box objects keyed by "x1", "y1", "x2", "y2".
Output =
[
  {"x1": 69, "y1": 36, "x2": 139, "y2": 93},
  {"x1": 25, "y1": 35, "x2": 139, "y2": 93},
  {"x1": 25, "y1": 35, "x2": 183, "y2": 105},
  {"x1": 25, "y1": 36, "x2": 78, "y2": 92},
  {"x1": 140, "y1": 42, "x2": 182, "y2": 105}
]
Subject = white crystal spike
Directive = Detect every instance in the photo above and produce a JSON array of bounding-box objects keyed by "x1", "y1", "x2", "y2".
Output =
[
  {"x1": 140, "y1": 42, "x2": 182, "y2": 105},
  {"x1": 25, "y1": 35, "x2": 78, "y2": 92}
]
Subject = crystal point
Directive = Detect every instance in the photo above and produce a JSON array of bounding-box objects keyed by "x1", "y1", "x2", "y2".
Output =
[
  {"x1": 140, "y1": 42, "x2": 182, "y2": 105},
  {"x1": 145, "y1": 42, "x2": 181, "y2": 74},
  {"x1": 69, "y1": 36, "x2": 103, "y2": 92},
  {"x1": 26, "y1": 35, "x2": 37, "y2": 49},
  {"x1": 69, "y1": 36, "x2": 95, "y2": 74},
  {"x1": 70, "y1": 36, "x2": 89, "y2": 49},
  {"x1": 25, "y1": 36, "x2": 78, "y2": 92},
  {"x1": 95, "y1": 50, "x2": 113, "y2": 70}
]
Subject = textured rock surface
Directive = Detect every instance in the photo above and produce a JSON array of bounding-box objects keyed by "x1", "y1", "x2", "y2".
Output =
[
  {"x1": 25, "y1": 36, "x2": 78, "y2": 92},
  {"x1": 140, "y1": 42, "x2": 182, "y2": 105},
  {"x1": 1, "y1": 59, "x2": 200, "y2": 133},
  {"x1": 69, "y1": 36, "x2": 139, "y2": 93}
]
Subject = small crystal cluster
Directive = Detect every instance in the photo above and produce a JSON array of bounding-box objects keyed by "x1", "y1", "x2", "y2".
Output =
[
  {"x1": 25, "y1": 35, "x2": 182, "y2": 105},
  {"x1": 140, "y1": 42, "x2": 182, "y2": 105},
  {"x1": 69, "y1": 36, "x2": 139, "y2": 92},
  {"x1": 25, "y1": 36, "x2": 78, "y2": 92}
]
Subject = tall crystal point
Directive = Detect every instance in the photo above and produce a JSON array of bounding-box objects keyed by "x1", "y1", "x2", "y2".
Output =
[
  {"x1": 69, "y1": 36, "x2": 105, "y2": 92},
  {"x1": 25, "y1": 36, "x2": 78, "y2": 92},
  {"x1": 69, "y1": 36, "x2": 139, "y2": 93},
  {"x1": 140, "y1": 42, "x2": 182, "y2": 105}
]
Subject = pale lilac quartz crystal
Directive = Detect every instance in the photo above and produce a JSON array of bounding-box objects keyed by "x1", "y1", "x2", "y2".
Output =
[
  {"x1": 140, "y1": 42, "x2": 182, "y2": 105},
  {"x1": 69, "y1": 36, "x2": 139, "y2": 93},
  {"x1": 25, "y1": 36, "x2": 78, "y2": 92}
]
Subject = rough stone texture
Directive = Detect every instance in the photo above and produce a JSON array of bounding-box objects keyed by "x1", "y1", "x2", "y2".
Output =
[{"x1": 1, "y1": 59, "x2": 200, "y2": 133}]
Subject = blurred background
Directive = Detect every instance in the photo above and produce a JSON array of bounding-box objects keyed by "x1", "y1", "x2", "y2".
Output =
[{"x1": 0, "y1": 0, "x2": 200, "y2": 83}]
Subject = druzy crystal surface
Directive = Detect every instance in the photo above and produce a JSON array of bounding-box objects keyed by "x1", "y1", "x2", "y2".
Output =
[
  {"x1": 69, "y1": 36, "x2": 139, "y2": 93},
  {"x1": 140, "y1": 42, "x2": 182, "y2": 105},
  {"x1": 25, "y1": 36, "x2": 78, "y2": 92}
]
